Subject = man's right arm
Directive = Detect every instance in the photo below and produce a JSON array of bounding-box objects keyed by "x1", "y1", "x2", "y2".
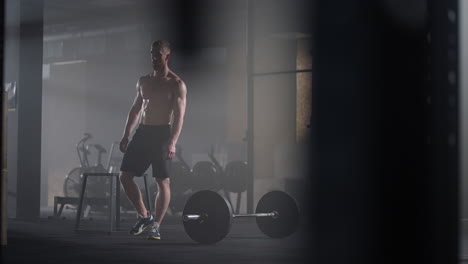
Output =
[{"x1": 120, "y1": 81, "x2": 143, "y2": 152}]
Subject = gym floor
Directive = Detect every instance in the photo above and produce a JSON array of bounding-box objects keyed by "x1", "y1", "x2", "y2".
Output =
[
  {"x1": 1, "y1": 210, "x2": 311, "y2": 264},
  {"x1": 3, "y1": 209, "x2": 467, "y2": 263}
]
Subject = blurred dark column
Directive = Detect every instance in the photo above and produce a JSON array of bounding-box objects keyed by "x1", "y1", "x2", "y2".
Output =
[
  {"x1": 311, "y1": 0, "x2": 458, "y2": 263},
  {"x1": 5, "y1": 0, "x2": 20, "y2": 221},
  {"x1": 246, "y1": 0, "x2": 254, "y2": 214},
  {"x1": 16, "y1": 0, "x2": 43, "y2": 220},
  {"x1": 1, "y1": 0, "x2": 6, "y2": 245},
  {"x1": 311, "y1": 1, "x2": 382, "y2": 262},
  {"x1": 2, "y1": 92, "x2": 6, "y2": 246},
  {"x1": 424, "y1": 0, "x2": 459, "y2": 263}
]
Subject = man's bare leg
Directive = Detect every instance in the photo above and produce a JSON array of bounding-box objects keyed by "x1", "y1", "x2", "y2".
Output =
[
  {"x1": 154, "y1": 178, "x2": 171, "y2": 225},
  {"x1": 119, "y1": 171, "x2": 148, "y2": 217}
]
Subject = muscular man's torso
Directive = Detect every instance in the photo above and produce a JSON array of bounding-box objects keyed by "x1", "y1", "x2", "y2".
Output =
[{"x1": 138, "y1": 72, "x2": 179, "y2": 125}]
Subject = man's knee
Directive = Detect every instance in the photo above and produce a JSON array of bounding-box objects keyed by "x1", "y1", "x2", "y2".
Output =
[{"x1": 120, "y1": 172, "x2": 135, "y2": 184}]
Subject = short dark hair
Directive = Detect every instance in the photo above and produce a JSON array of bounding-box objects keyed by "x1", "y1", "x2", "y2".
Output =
[{"x1": 151, "y1": 40, "x2": 171, "y2": 55}]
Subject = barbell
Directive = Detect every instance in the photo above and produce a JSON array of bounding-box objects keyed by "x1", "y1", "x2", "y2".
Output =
[{"x1": 182, "y1": 190, "x2": 300, "y2": 244}]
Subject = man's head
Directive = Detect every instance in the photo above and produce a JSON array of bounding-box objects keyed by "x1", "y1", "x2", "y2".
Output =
[{"x1": 150, "y1": 40, "x2": 171, "y2": 70}]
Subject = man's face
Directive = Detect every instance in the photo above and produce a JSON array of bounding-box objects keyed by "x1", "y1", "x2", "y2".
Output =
[{"x1": 151, "y1": 48, "x2": 169, "y2": 70}]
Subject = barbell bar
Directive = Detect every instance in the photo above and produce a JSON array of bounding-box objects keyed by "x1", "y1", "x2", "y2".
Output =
[
  {"x1": 182, "y1": 190, "x2": 299, "y2": 244},
  {"x1": 183, "y1": 211, "x2": 278, "y2": 221}
]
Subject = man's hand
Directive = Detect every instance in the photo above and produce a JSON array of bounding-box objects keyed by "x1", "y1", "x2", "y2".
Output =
[
  {"x1": 120, "y1": 137, "x2": 129, "y2": 153},
  {"x1": 166, "y1": 143, "x2": 176, "y2": 160}
]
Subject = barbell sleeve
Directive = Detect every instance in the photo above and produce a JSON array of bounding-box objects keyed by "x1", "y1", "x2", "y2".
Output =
[{"x1": 183, "y1": 214, "x2": 201, "y2": 221}]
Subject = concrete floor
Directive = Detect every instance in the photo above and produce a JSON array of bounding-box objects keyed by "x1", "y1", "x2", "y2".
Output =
[
  {"x1": 1, "y1": 208, "x2": 310, "y2": 264},
  {"x1": 3, "y1": 207, "x2": 467, "y2": 264}
]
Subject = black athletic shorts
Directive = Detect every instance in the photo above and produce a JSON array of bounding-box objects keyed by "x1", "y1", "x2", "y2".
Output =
[{"x1": 120, "y1": 124, "x2": 172, "y2": 179}]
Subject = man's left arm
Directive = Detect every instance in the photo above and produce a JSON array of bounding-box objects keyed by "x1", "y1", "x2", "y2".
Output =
[{"x1": 167, "y1": 80, "x2": 187, "y2": 159}]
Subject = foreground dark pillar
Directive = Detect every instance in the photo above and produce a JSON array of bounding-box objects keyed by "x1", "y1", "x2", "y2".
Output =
[
  {"x1": 0, "y1": 0, "x2": 6, "y2": 246},
  {"x1": 311, "y1": 0, "x2": 459, "y2": 263},
  {"x1": 16, "y1": 0, "x2": 44, "y2": 220}
]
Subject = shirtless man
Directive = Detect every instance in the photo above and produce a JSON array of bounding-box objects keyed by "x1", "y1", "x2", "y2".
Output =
[{"x1": 119, "y1": 40, "x2": 187, "y2": 240}]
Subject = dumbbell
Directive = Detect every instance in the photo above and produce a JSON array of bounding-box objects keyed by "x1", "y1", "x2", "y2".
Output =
[{"x1": 182, "y1": 190, "x2": 300, "y2": 244}]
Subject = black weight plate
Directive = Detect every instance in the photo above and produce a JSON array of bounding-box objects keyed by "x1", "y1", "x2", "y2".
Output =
[
  {"x1": 223, "y1": 161, "x2": 247, "y2": 193},
  {"x1": 256, "y1": 191, "x2": 299, "y2": 238},
  {"x1": 191, "y1": 161, "x2": 220, "y2": 191},
  {"x1": 183, "y1": 190, "x2": 232, "y2": 244}
]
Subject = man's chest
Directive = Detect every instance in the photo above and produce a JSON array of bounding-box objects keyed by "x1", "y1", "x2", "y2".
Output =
[{"x1": 140, "y1": 79, "x2": 173, "y2": 100}]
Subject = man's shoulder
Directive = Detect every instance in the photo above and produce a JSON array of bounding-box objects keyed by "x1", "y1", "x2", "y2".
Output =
[
  {"x1": 168, "y1": 73, "x2": 186, "y2": 88},
  {"x1": 136, "y1": 74, "x2": 154, "y2": 88},
  {"x1": 139, "y1": 74, "x2": 152, "y2": 82},
  {"x1": 173, "y1": 77, "x2": 186, "y2": 87}
]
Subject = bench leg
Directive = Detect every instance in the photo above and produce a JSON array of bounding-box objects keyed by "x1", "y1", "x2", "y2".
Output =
[
  {"x1": 58, "y1": 204, "x2": 65, "y2": 217},
  {"x1": 53, "y1": 196, "x2": 58, "y2": 217},
  {"x1": 116, "y1": 178, "x2": 121, "y2": 229},
  {"x1": 109, "y1": 175, "x2": 114, "y2": 233},
  {"x1": 75, "y1": 175, "x2": 88, "y2": 231}
]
